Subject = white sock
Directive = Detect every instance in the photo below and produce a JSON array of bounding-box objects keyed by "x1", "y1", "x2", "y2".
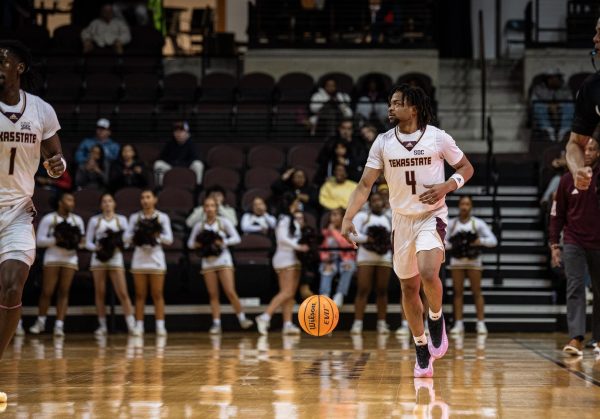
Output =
[
  {"x1": 455, "y1": 320, "x2": 464, "y2": 328},
  {"x1": 55, "y1": 320, "x2": 64, "y2": 329},
  {"x1": 283, "y1": 321, "x2": 293, "y2": 328},
  {"x1": 212, "y1": 318, "x2": 221, "y2": 326},
  {"x1": 17, "y1": 319, "x2": 22, "y2": 328},
  {"x1": 429, "y1": 308, "x2": 442, "y2": 321},
  {"x1": 126, "y1": 315, "x2": 136, "y2": 329},
  {"x1": 98, "y1": 317, "x2": 107, "y2": 329},
  {"x1": 156, "y1": 320, "x2": 165, "y2": 329},
  {"x1": 377, "y1": 320, "x2": 387, "y2": 328},
  {"x1": 477, "y1": 320, "x2": 485, "y2": 326},
  {"x1": 401, "y1": 320, "x2": 409, "y2": 327},
  {"x1": 237, "y1": 312, "x2": 247, "y2": 322},
  {"x1": 260, "y1": 313, "x2": 271, "y2": 322},
  {"x1": 38, "y1": 316, "x2": 47, "y2": 325},
  {"x1": 136, "y1": 320, "x2": 144, "y2": 330},
  {"x1": 413, "y1": 333, "x2": 428, "y2": 346},
  {"x1": 353, "y1": 320, "x2": 363, "y2": 328}
]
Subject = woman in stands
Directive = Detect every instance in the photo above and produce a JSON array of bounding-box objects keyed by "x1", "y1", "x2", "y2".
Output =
[
  {"x1": 75, "y1": 144, "x2": 107, "y2": 190},
  {"x1": 446, "y1": 195, "x2": 497, "y2": 335},
  {"x1": 27, "y1": 193, "x2": 85, "y2": 337},
  {"x1": 125, "y1": 190, "x2": 173, "y2": 336},
  {"x1": 256, "y1": 193, "x2": 309, "y2": 335},
  {"x1": 109, "y1": 143, "x2": 150, "y2": 192},
  {"x1": 350, "y1": 192, "x2": 395, "y2": 335},
  {"x1": 271, "y1": 168, "x2": 319, "y2": 216},
  {"x1": 188, "y1": 196, "x2": 254, "y2": 334},
  {"x1": 86, "y1": 193, "x2": 136, "y2": 336}
]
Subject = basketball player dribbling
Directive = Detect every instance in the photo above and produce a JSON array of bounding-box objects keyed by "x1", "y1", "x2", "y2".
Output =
[
  {"x1": 0, "y1": 41, "x2": 66, "y2": 402},
  {"x1": 342, "y1": 84, "x2": 474, "y2": 378}
]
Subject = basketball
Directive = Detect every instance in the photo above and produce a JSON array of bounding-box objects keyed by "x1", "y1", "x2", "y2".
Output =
[{"x1": 298, "y1": 295, "x2": 339, "y2": 336}]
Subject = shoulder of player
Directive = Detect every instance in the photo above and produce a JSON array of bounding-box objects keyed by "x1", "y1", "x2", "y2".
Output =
[
  {"x1": 24, "y1": 91, "x2": 54, "y2": 111},
  {"x1": 378, "y1": 127, "x2": 396, "y2": 142}
]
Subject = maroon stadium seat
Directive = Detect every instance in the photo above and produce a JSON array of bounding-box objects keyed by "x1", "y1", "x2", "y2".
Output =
[
  {"x1": 203, "y1": 167, "x2": 240, "y2": 191},
  {"x1": 44, "y1": 73, "x2": 82, "y2": 102},
  {"x1": 199, "y1": 72, "x2": 236, "y2": 103},
  {"x1": 160, "y1": 72, "x2": 198, "y2": 104},
  {"x1": 162, "y1": 167, "x2": 197, "y2": 192},
  {"x1": 397, "y1": 72, "x2": 435, "y2": 98},
  {"x1": 287, "y1": 144, "x2": 320, "y2": 168},
  {"x1": 244, "y1": 167, "x2": 280, "y2": 190},
  {"x1": 84, "y1": 55, "x2": 120, "y2": 74},
  {"x1": 157, "y1": 189, "x2": 194, "y2": 228},
  {"x1": 247, "y1": 145, "x2": 285, "y2": 169},
  {"x1": 206, "y1": 145, "x2": 244, "y2": 169},
  {"x1": 234, "y1": 234, "x2": 273, "y2": 265},
  {"x1": 276, "y1": 72, "x2": 315, "y2": 103},
  {"x1": 33, "y1": 189, "x2": 54, "y2": 215},
  {"x1": 82, "y1": 73, "x2": 122, "y2": 102},
  {"x1": 356, "y1": 72, "x2": 393, "y2": 96},
  {"x1": 127, "y1": 26, "x2": 165, "y2": 56},
  {"x1": 237, "y1": 72, "x2": 276, "y2": 103},
  {"x1": 114, "y1": 187, "x2": 142, "y2": 216},
  {"x1": 122, "y1": 73, "x2": 160, "y2": 103},
  {"x1": 51, "y1": 24, "x2": 83, "y2": 55},
  {"x1": 74, "y1": 188, "x2": 103, "y2": 215}
]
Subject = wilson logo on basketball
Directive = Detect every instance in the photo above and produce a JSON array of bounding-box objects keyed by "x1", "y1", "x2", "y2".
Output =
[{"x1": 299, "y1": 295, "x2": 339, "y2": 336}]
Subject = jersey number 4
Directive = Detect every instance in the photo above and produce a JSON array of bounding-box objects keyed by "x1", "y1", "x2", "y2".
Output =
[
  {"x1": 8, "y1": 147, "x2": 16, "y2": 175},
  {"x1": 405, "y1": 170, "x2": 416, "y2": 195}
]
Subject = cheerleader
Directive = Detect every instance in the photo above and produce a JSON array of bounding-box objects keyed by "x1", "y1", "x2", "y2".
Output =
[
  {"x1": 124, "y1": 189, "x2": 173, "y2": 336},
  {"x1": 446, "y1": 195, "x2": 497, "y2": 335},
  {"x1": 85, "y1": 193, "x2": 136, "y2": 336},
  {"x1": 188, "y1": 196, "x2": 254, "y2": 334},
  {"x1": 256, "y1": 193, "x2": 309, "y2": 335},
  {"x1": 350, "y1": 192, "x2": 394, "y2": 335},
  {"x1": 29, "y1": 192, "x2": 85, "y2": 337}
]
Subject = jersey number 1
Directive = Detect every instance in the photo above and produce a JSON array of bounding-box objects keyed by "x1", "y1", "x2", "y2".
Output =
[
  {"x1": 8, "y1": 148, "x2": 16, "y2": 175},
  {"x1": 405, "y1": 170, "x2": 416, "y2": 195}
]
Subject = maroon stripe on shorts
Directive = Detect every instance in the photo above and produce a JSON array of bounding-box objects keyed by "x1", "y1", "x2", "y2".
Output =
[
  {"x1": 391, "y1": 229, "x2": 395, "y2": 252},
  {"x1": 435, "y1": 217, "x2": 447, "y2": 242}
]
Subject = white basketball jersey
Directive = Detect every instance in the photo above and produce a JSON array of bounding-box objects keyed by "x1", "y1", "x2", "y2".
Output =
[
  {"x1": 365, "y1": 125, "x2": 464, "y2": 216},
  {"x1": 0, "y1": 90, "x2": 60, "y2": 207}
]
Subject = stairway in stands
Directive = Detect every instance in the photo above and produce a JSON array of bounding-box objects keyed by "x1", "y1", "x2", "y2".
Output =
[{"x1": 445, "y1": 158, "x2": 557, "y2": 332}]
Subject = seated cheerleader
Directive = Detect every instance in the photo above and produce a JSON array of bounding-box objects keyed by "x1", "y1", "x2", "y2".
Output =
[
  {"x1": 124, "y1": 189, "x2": 173, "y2": 336},
  {"x1": 350, "y1": 192, "x2": 395, "y2": 335},
  {"x1": 28, "y1": 192, "x2": 85, "y2": 337},
  {"x1": 85, "y1": 193, "x2": 136, "y2": 336},
  {"x1": 319, "y1": 207, "x2": 356, "y2": 308},
  {"x1": 256, "y1": 193, "x2": 309, "y2": 335},
  {"x1": 188, "y1": 196, "x2": 254, "y2": 334}
]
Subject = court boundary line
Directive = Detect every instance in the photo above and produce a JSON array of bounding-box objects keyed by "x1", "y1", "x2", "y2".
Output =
[{"x1": 514, "y1": 338, "x2": 600, "y2": 387}]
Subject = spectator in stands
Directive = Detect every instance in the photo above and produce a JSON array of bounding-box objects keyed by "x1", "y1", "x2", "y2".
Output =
[
  {"x1": 81, "y1": 3, "x2": 131, "y2": 55},
  {"x1": 241, "y1": 197, "x2": 276, "y2": 235},
  {"x1": 271, "y1": 168, "x2": 319, "y2": 216},
  {"x1": 153, "y1": 121, "x2": 204, "y2": 186},
  {"x1": 540, "y1": 151, "x2": 567, "y2": 211},
  {"x1": 319, "y1": 164, "x2": 358, "y2": 210},
  {"x1": 319, "y1": 207, "x2": 356, "y2": 308},
  {"x1": 315, "y1": 139, "x2": 361, "y2": 184},
  {"x1": 317, "y1": 119, "x2": 366, "y2": 183},
  {"x1": 35, "y1": 164, "x2": 73, "y2": 194},
  {"x1": 549, "y1": 137, "x2": 600, "y2": 356},
  {"x1": 309, "y1": 78, "x2": 353, "y2": 137},
  {"x1": 186, "y1": 185, "x2": 238, "y2": 228},
  {"x1": 75, "y1": 145, "x2": 107, "y2": 189},
  {"x1": 356, "y1": 77, "x2": 388, "y2": 126},
  {"x1": 360, "y1": 123, "x2": 379, "y2": 150},
  {"x1": 109, "y1": 144, "x2": 150, "y2": 192},
  {"x1": 531, "y1": 68, "x2": 575, "y2": 142},
  {"x1": 75, "y1": 118, "x2": 120, "y2": 168}
]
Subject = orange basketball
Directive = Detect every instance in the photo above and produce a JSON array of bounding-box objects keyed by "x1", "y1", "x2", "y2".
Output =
[{"x1": 298, "y1": 295, "x2": 339, "y2": 336}]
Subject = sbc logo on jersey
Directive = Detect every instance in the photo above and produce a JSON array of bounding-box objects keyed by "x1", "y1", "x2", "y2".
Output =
[{"x1": 20, "y1": 121, "x2": 31, "y2": 131}]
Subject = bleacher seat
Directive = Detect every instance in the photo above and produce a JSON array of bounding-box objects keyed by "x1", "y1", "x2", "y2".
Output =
[
  {"x1": 203, "y1": 167, "x2": 240, "y2": 191},
  {"x1": 206, "y1": 145, "x2": 244, "y2": 169},
  {"x1": 247, "y1": 145, "x2": 285, "y2": 169},
  {"x1": 162, "y1": 167, "x2": 197, "y2": 192},
  {"x1": 244, "y1": 167, "x2": 280, "y2": 190}
]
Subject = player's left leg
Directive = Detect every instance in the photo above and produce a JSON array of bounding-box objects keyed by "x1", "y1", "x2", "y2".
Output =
[
  {"x1": 0, "y1": 259, "x2": 29, "y2": 358},
  {"x1": 54, "y1": 267, "x2": 76, "y2": 336}
]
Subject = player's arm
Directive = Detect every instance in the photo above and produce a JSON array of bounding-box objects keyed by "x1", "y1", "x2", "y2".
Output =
[
  {"x1": 341, "y1": 167, "x2": 381, "y2": 248},
  {"x1": 41, "y1": 134, "x2": 66, "y2": 178},
  {"x1": 419, "y1": 155, "x2": 474, "y2": 205},
  {"x1": 566, "y1": 132, "x2": 592, "y2": 190}
]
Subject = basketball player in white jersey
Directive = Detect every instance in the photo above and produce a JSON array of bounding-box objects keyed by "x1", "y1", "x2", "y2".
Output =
[
  {"x1": 342, "y1": 84, "x2": 474, "y2": 378},
  {"x1": 0, "y1": 41, "x2": 66, "y2": 402}
]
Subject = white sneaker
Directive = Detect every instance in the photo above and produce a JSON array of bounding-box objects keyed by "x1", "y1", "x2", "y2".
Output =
[
  {"x1": 377, "y1": 322, "x2": 390, "y2": 335},
  {"x1": 396, "y1": 325, "x2": 410, "y2": 337},
  {"x1": 53, "y1": 326, "x2": 65, "y2": 337},
  {"x1": 209, "y1": 324, "x2": 222, "y2": 335},
  {"x1": 156, "y1": 326, "x2": 167, "y2": 337},
  {"x1": 29, "y1": 319, "x2": 45, "y2": 335},
  {"x1": 133, "y1": 326, "x2": 144, "y2": 337},
  {"x1": 450, "y1": 323, "x2": 464, "y2": 335},
  {"x1": 239, "y1": 319, "x2": 254, "y2": 330},
  {"x1": 333, "y1": 292, "x2": 344, "y2": 308},
  {"x1": 15, "y1": 323, "x2": 25, "y2": 337},
  {"x1": 282, "y1": 324, "x2": 301, "y2": 335},
  {"x1": 593, "y1": 343, "x2": 600, "y2": 355},
  {"x1": 256, "y1": 316, "x2": 270, "y2": 336},
  {"x1": 94, "y1": 326, "x2": 107, "y2": 337},
  {"x1": 476, "y1": 322, "x2": 488, "y2": 335},
  {"x1": 350, "y1": 322, "x2": 362, "y2": 335}
]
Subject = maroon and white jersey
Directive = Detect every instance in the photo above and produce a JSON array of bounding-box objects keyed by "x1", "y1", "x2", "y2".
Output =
[
  {"x1": 0, "y1": 90, "x2": 60, "y2": 207},
  {"x1": 365, "y1": 125, "x2": 464, "y2": 216}
]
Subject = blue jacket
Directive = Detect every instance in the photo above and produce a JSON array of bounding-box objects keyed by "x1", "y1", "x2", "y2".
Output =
[{"x1": 75, "y1": 138, "x2": 120, "y2": 165}]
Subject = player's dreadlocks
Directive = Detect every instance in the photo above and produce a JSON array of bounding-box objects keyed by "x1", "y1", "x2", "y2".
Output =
[
  {"x1": 388, "y1": 83, "x2": 436, "y2": 131},
  {"x1": 0, "y1": 40, "x2": 40, "y2": 94}
]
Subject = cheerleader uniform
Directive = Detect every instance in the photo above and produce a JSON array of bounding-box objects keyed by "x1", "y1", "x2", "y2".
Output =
[
  {"x1": 445, "y1": 216, "x2": 497, "y2": 270},
  {"x1": 187, "y1": 216, "x2": 241, "y2": 274},
  {"x1": 353, "y1": 211, "x2": 393, "y2": 268},
  {"x1": 36, "y1": 212, "x2": 85, "y2": 270},
  {"x1": 271, "y1": 215, "x2": 302, "y2": 272},
  {"x1": 125, "y1": 211, "x2": 173, "y2": 274},
  {"x1": 86, "y1": 214, "x2": 129, "y2": 271}
]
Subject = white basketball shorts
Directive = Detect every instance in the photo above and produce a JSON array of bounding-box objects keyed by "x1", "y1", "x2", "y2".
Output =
[{"x1": 0, "y1": 198, "x2": 37, "y2": 267}]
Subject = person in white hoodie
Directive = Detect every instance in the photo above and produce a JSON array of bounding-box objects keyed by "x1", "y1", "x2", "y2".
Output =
[
  {"x1": 309, "y1": 78, "x2": 353, "y2": 136},
  {"x1": 445, "y1": 195, "x2": 497, "y2": 335}
]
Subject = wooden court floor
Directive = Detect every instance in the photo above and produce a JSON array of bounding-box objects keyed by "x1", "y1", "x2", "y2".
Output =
[{"x1": 1, "y1": 332, "x2": 600, "y2": 418}]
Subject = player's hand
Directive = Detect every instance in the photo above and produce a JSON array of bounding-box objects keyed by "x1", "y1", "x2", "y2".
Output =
[
  {"x1": 551, "y1": 247, "x2": 562, "y2": 268},
  {"x1": 43, "y1": 154, "x2": 65, "y2": 178},
  {"x1": 419, "y1": 183, "x2": 451, "y2": 205},
  {"x1": 341, "y1": 218, "x2": 358, "y2": 249},
  {"x1": 297, "y1": 244, "x2": 310, "y2": 252},
  {"x1": 575, "y1": 166, "x2": 593, "y2": 190}
]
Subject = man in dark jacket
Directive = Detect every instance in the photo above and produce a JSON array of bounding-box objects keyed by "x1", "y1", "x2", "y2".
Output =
[{"x1": 153, "y1": 121, "x2": 204, "y2": 185}]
